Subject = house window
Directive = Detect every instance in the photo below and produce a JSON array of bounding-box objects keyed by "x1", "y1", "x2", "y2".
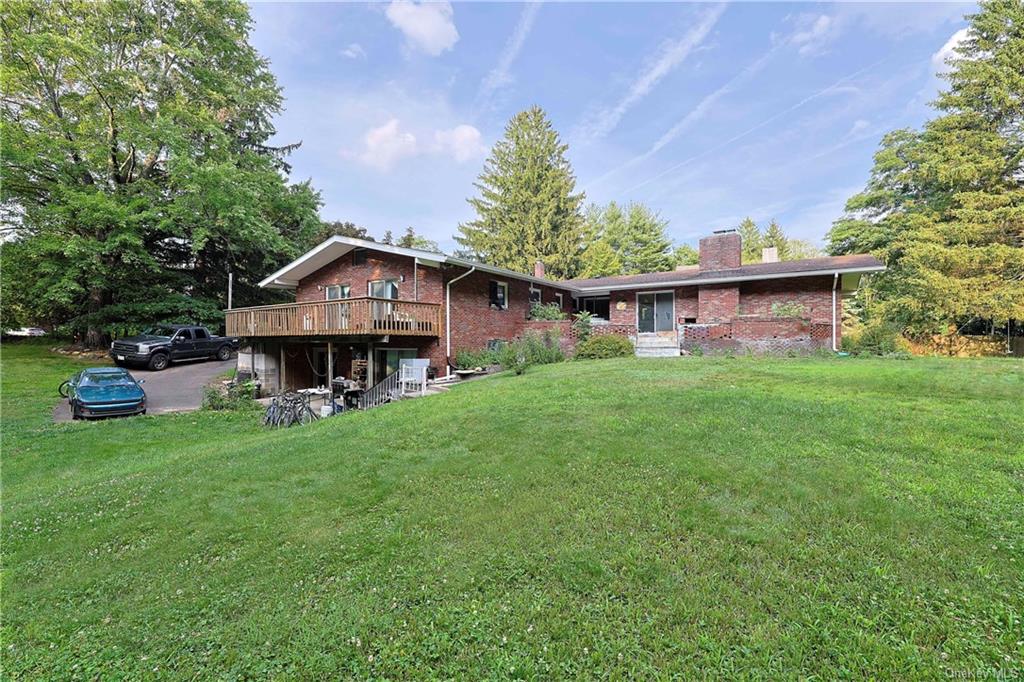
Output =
[
  {"x1": 368, "y1": 279, "x2": 399, "y2": 299},
  {"x1": 352, "y1": 248, "x2": 367, "y2": 266},
  {"x1": 554, "y1": 292, "x2": 564, "y2": 308},
  {"x1": 326, "y1": 284, "x2": 350, "y2": 300},
  {"x1": 580, "y1": 296, "x2": 610, "y2": 319},
  {"x1": 487, "y1": 339, "x2": 507, "y2": 352},
  {"x1": 683, "y1": 317, "x2": 697, "y2": 324},
  {"x1": 489, "y1": 280, "x2": 508, "y2": 310},
  {"x1": 529, "y1": 286, "x2": 542, "y2": 304}
]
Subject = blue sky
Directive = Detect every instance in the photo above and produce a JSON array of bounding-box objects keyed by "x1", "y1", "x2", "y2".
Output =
[{"x1": 249, "y1": 1, "x2": 974, "y2": 252}]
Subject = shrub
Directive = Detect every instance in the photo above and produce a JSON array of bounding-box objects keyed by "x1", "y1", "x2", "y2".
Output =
[
  {"x1": 571, "y1": 311, "x2": 593, "y2": 344},
  {"x1": 771, "y1": 301, "x2": 807, "y2": 319},
  {"x1": 499, "y1": 330, "x2": 564, "y2": 374},
  {"x1": 455, "y1": 348, "x2": 498, "y2": 370},
  {"x1": 843, "y1": 322, "x2": 911, "y2": 356},
  {"x1": 528, "y1": 302, "x2": 567, "y2": 320},
  {"x1": 574, "y1": 334, "x2": 634, "y2": 359},
  {"x1": 203, "y1": 380, "x2": 258, "y2": 411}
]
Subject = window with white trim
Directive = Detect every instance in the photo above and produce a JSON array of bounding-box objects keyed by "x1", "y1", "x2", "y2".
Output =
[
  {"x1": 326, "y1": 284, "x2": 350, "y2": 300},
  {"x1": 368, "y1": 279, "x2": 399, "y2": 299},
  {"x1": 554, "y1": 292, "x2": 564, "y2": 308},
  {"x1": 529, "y1": 286, "x2": 542, "y2": 304},
  {"x1": 488, "y1": 280, "x2": 508, "y2": 310}
]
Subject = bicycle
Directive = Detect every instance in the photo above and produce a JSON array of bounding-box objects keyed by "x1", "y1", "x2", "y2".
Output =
[{"x1": 263, "y1": 392, "x2": 319, "y2": 428}]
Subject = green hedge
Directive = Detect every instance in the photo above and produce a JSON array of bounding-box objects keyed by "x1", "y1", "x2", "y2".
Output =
[{"x1": 575, "y1": 334, "x2": 634, "y2": 359}]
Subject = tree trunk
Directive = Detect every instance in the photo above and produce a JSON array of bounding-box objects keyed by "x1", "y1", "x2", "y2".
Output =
[{"x1": 83, "y1": 287, "x2": 111, "y2": 348}]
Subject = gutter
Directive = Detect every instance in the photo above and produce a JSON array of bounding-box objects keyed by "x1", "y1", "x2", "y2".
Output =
[
  {"x1": 445, "y1": 265, "x2": 476, "y2": 377},
  {"x1": 571, "y1": 265, "x2": 886, "y2": 294},
  {"x1": 832, "y1": 272, "x2": 839, "y2": 352}
]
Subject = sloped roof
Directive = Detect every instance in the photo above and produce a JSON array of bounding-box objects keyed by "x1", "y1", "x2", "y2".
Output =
[{"x1": 565, "y1": 254, "x2": 884, "y2": 292}]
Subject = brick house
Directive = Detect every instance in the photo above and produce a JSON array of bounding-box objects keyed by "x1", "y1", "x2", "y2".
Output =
[{"x1": 225, "y1": 230, "x2": 882, "y2": 391}]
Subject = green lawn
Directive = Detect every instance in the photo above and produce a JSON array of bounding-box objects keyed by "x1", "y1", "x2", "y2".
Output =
[{"x1": 3, "y1": 340, "x2": 1022, "y2": 679}]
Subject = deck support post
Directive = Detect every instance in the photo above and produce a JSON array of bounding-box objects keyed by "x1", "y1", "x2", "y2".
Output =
[{"x1": 327, "y1": 340, "x2": 333, "y2": 388}]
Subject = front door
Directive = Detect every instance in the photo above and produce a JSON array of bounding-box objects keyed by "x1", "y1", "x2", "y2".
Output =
[{"x1": 637, "y1": 292, "x2": 674, "y2": 334}]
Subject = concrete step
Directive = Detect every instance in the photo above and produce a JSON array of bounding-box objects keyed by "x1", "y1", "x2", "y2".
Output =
[
  {"x1": 635, "y1": 337, "x2": 679, "y2": 348},
  {"x1": 635, "y1": 347, "x2": 680, "y2": 358}
]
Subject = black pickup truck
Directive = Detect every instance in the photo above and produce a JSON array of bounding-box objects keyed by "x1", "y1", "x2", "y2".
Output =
[{"x1": 109, "y1": 325, "x2": 239, "y2": 371}]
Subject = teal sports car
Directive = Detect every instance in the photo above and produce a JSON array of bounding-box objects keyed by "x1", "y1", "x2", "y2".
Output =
[{"x1": 59, "y1": 367, "x2": 146, "y2": 420}]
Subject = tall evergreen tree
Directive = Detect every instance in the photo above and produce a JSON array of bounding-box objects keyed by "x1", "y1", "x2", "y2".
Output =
[
  {"x1": 0, "y1": 0, "x2": 321, "y2": 344},
  {"x1": 456, "y1": 106, "x2": 585, "y2": 279},
  {"x1": 590, "y1": 201, "x2": 674, "y2": 274},
  {"x1": 737, "y1": 217, "x2": 764, "y2": 263},
  {"x1": 762, "y1": 220, "x2": 790, "y2": 261},
  {"x1": 579, "y1": 240, "x2": 623, "y2": 278},
  {"x1": 827, "y1": 0, "x2": 1024, "y2": 335}
]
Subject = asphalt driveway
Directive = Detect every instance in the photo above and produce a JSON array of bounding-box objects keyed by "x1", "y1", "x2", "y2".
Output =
[{"x1": 53, "y1": 357, "x2": 235, "y2": 422}]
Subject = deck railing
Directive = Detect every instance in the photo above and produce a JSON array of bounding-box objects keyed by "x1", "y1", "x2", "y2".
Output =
[{"x1": 225, "y1": 298, "x2": 442, "y2": 338}]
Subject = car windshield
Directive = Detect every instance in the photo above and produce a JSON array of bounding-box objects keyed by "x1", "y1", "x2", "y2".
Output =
[
  {"x1": 80, "y1": 371, "x2": 134, "y2": 387},
  {"x1": 142, "y1": 326, "x2": 177, "y2": 337}
]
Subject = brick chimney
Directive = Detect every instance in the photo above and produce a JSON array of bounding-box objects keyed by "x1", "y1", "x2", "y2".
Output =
[
  {"x1": 533, "y1": 261, "x2": 546, "y2": 278},
  {"x1": 699, "y1": 229, "x2": 742, "y2": 271},
  {"x1": 761, "y1": 246, "x2": 779, "y2": 263}
]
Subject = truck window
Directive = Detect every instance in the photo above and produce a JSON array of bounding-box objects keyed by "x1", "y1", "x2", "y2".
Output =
[
  {"x1": 194, "y1": 328, "x2": 209, "y2": 339},
  {"x1": 176, "y1": 328, "x2": 193, "y2": 341}
]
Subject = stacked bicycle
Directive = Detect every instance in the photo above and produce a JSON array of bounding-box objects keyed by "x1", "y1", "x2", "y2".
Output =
[{"x1": 262, "y1": 392, "x2": 319, "y2": 428}]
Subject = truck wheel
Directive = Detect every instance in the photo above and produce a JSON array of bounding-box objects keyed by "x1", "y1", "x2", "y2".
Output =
[
  {"x1": 216, "y1": 345, "x2": 232, "y2": 361},
  {"x1": 148, "y1": 353, "x2": 169, "y2": 371}
]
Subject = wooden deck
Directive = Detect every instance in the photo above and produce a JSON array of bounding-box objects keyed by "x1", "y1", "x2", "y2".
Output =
[{"x1": 225, "y1": 298, "x2": 442, "y2": 338}]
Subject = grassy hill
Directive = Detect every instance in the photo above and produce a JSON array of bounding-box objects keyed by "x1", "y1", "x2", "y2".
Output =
[{"x1": 3, "y1": 341, "x2": 1022, "y2": 678}]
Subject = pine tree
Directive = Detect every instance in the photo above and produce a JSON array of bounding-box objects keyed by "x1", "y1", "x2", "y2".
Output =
[
  {"x1": 579, "y1": 240, "x2": 623, "y2": 278},
  {"x1": 456, "y1": 106, "x2": 585, "y2": 279},
  {"x1": 592, "y1": 201, "x2": 674, "y2": 274},
  {"x1": 737, "y1": 217, "x2": 764, "y2": 263},
  {"x1": 674, "y1": 244, "x2": 699, "y2": 266},
  {"x1": 762, "y1": 220, "x2": 789, "y2": 261},
  {"x1": 826, "y1": 0, "x2": 1024, "y2": 335}
]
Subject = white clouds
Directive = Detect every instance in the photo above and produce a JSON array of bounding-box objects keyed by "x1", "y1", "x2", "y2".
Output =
[
  {"x1": 777, "y1": 13, "x2": 841, "y2": 57},
  {"x1": 847, "y1": 118, "x2": 870, "y2": 137},
  {"x1": 477, "y1": 2, "x2": 542, "y2": 105},
  {"x1": 433, "y1": 125, "x2": 486, "y2": 163},
  {"x1": 353, "y1": 119, "x2": 419, "y2": 171},
  {"x1": 341, "y1": 43, "x2": 367, "y2": 60},
  {"x1": 932, "y1": 28, "x2": 969, "y2": 73},
  {"x1": 385, "y1": 1, "x2": 459, "y2": 56},
  {"x1": 575, "y1": 4, "x2": 725, "y2": 142},
  {"x1": 348, "y1": 119, "x2": 484, "y2": 171}
]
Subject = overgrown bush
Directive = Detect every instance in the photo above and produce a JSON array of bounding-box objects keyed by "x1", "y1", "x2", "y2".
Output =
[
  {"x1": 528, "y1": 302, "x2": 567, "y2": 320},
  {"x1": 498, "y1": 330, "x2": 564, "y2": 374},
  {"x1": 771, "y1": 301, "x2": 807, "y2": 318},
  {"x1": 574, "y1": 334, "x2": 634, "y2": 359},
  {"x1": 842, "y1": 322, "x2": 911, "y2": 356},
  {"x1": 454, "y1": 348, "x2": 499, "y2": 370},
  {"x1": 203, "y1": 380, "x2": 258, "y2": 411},
  {"x1": 572, "y1": 311, "x2": 593, "y2": 344}
]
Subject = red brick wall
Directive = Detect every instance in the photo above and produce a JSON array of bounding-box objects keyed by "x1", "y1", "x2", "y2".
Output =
[
  {"x1": 739, "y1": 276, "x2": 834, "y2": 324},
  {"x1": 699, "y1": 232, "x2": 741, "y2": 270},
  {"x1": 698, "y1": 285, "x2": 740, "y2": 322},
  {"x1": 444, "y1": 265, "x2": 574, "y2": 363},
  {"x1": 296, "y1": 249, "x2": 444, "y2": 304},
  {"x1": 608, "y1": 287, "x2": 698, "y2": 329}
]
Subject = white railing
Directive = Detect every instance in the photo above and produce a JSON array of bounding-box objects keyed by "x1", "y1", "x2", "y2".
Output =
[{"x1": 399, "y1": 364, "x2": 428, "y2": 398}]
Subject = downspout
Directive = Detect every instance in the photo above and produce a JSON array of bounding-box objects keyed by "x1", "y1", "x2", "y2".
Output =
[
  {"x1": 832, "y1": 272, "x2": 839, "y2": 352},
  {"x1": 445, "y1": 265, "x2": 476, "y2": 377},
  {"x1": 413, "y1": 257, "x2": 419, "y2": 301}
]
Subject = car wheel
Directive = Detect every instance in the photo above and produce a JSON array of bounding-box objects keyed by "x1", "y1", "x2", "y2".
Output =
[
  {"x1": 148, "y1": 353, "x2": 169, "y2": 371},
  {"x1": 70, "y1": 403, "x2": 80, "y2": 420},
  {"x1": 216, "y1": 345, "x2": 232, "y2": 361}
]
